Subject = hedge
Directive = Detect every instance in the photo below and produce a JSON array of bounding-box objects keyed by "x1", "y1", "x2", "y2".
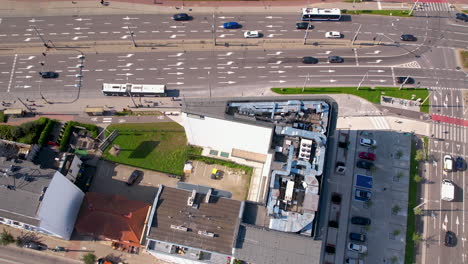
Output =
[
  {"x1": 0, "y1": 117, "x2": 49, "y2": 144},
  {"x1": 38, "y1": 119, "x2": 57, "y2": 146},
  {"x1": 59, "y1": 121, "x2": 99, "y2": 152},
  {"x1": 0, "y1": 111, "x2": 6, "y2": 123},
  {"x1": 187, "y1": 153, "x2": 253, "y2": 176}
]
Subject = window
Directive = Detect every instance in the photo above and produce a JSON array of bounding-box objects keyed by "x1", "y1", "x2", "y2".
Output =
[
  {"x1": 220, "y1": 152, "x2": 229, "y2": 158},
  {"x1": 209, "y1": 150, "x2": 219, "y2": 156},
  {"x1": 12, "y1": 221, "x2": 20, "y2": 226},
  {"x1": 0, "y1": 217, "x2": 5, "y2": 223}
]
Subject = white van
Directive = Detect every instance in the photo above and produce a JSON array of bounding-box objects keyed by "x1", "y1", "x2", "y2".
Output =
[
  {"x1": 441, "y1": 179, "x2": 455, "y2": 201},
  {"x1": 443, "y1": 155, "x2": 453, "y2": 172}
]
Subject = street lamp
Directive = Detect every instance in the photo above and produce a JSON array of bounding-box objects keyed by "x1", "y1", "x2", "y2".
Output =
[
  {"x1": 357, "y1": 71, "x2": 369, "y2": 90},
  {"x1": 127, "y1": 26, "x2": 137, "y2": 47}
]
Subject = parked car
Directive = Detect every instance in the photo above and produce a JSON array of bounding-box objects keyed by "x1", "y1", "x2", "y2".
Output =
[
  {"x1": 98, "y1": 259, "x2": 115, "y2": 264},
  {"x1": 328, "y1": 56, "x2": 344, "y2": 63},
  {"x1": 396, "y1": 76, "x2": 415, "y2": 84},
  {"x1": 39, "y1": 71, "x2": 59, "y2": 78},
  {"x1": 359, "y1": 152, "x2": 376, "y2": 161},
  {"x1": 351, "y1": 216, "x2": 371, "y2": 226},
  {"x1": 400, "y1": 34, "x2": 417, "y2": 41},
  {"x1": 296, "y1": 22, "x2": 312, "y2": 29},
  {"x1": 355, "y1": 188, "x2": 372, "y2": 201},
  {"x1": 302, "y1": 56, "x2": 319, "y2": 64},
  {"x1": 24, "y1": 241, "x2": 47, "y2": 251},
  {"x1": 211, "y1": 168, "x2": 221, "y2": 179},
  {"x1": 127, "y1": 170, "x2": 143, "y2": 186},
  {"x1": 356, "y1": 160, "x2": 374, "y2": 170},
  {"x1": 223, "y1": 22, "x2": 241, "y2": 29},
  {"x1": 325, "y1": 31, "x2": 341, "y2": 38},
  {"x1": 456, "y1": 13, "x2": 468, "y2": 22},
  {"x1": 359, "y1": 138, "x2": 376, "y2": 147},
  {"x1": 445, "y1": 231, "x2": 456, "y2": 247},
  {"x1": 172, "y1": 13, "x2": 191, "y2": 21},
  {"x1": 345, "y1": 258, "x2": 364, "y2": 264},
  {"x1": 325, "y1": 244, "x2": 336, "y2": 254},
  {"x1": 444, "y1": 155, "x2": 453, "y2": 172},
  {"x1": 455, "y1": 157, "x2": 465, "y2": 171},
  {"x1": 244, "y1": 31, "x2": 261, "y2": 38},
  {"x1": 348, "y1": 243, "x2": 367, "y2": 253},
  {"x1": 349, "y1": 232, "x2": 367, "y2": 242}
]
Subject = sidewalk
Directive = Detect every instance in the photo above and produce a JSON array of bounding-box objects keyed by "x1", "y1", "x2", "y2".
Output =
[{"x1": 0, "y1": 224, "x2": 168, "y2": 264}]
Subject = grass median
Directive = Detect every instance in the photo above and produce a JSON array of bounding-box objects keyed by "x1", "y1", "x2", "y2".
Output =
[
  {"x1": 461, "y1": 50, "x2": 468, "y2": 68},
  {"x1": 103, "y1": 122, "x2": 187, "y2": 176},
  {"x1": 342, "y1": 9, "x2": 412, "y2": 17},
  {"x1": 271, "y1": 87, "x2": 429, "y2": 113},
  {"x1": 404, "y1": 139, "x2": 419, "y2": 264}
]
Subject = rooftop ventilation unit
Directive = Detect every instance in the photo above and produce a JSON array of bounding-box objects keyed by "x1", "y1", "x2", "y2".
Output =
[
  {"x1": 205, "y1": 188, "x2": 212, "y2": 203},
  {"x1": 170, "y1": 225, "x2": 188, "y2": 232},
  {"x1": 187, "y1": 189, "x2": 196, "y2": 207},
  {"x1": 198, "y1": 230, "x2": 215, "y2": 238}
]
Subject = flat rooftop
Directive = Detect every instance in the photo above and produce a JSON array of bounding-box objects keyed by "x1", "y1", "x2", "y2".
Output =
[{"x1": 147, "y1": 186, "x2": 242, "y2": 255}]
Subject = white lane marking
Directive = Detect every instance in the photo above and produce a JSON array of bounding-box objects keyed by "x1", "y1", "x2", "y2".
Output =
[
  {"x1": 391, "y1": 67, "x2": 396, "y2": 86},
  {"x1": 7, "y1": 54, "x2": 17, "y2": 92},
  {"x1": 353, "y1": 48, "x2": 359, "y2": 66}
]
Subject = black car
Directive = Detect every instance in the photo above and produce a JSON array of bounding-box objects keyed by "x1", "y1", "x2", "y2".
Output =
[
  {"x1": 296, "y1": 22, "x2": 312, "y2": 29},
  {"x1": 351, "y1": 216, "x2": 371, "y2": 226},
  {"x1": 356, "y1": 160, "x2": 373, "y2": 170},
  {"x1": 349, "y1": 232, "x2": 366, "y2": 242},
  {"x1": 172, "y1": 13, "x2": 191, "y2": 21},
  {"x1": 127, "y1": 170, "x2": 143, "y2": 186},
  {"x1": 456, "y1": 13, "x2": 468, "y2": 22},
  {"x1": 396, "y1": 76, "x2": 415, "y2": 84},
  {"x1": 24, "y1": 241, "x2": 47, "y2": 251},
  {"x1": 39, "y1": 71, "x2": 59, "y2": 78},
  {"x1": 328, "y1": 56, "x2": 344, "y2": 63},
  {"x1": 456, "y1": 157, "x2": 465, "y2": 171},
  {"x1": 445, "y1": 231, "x2": 456, "y2": 247},
  {"x1": 400, "y1": 34, "x2": 417, "y2": 41},
  {"x1": 302, "y1": 56, "x2": 319, "y2": 64}
]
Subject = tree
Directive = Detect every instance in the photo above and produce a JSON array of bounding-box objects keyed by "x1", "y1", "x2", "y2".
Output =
[
  {"x1": 81, "y1": 253, "x2": 97, "y2": 264},
  {"x1": 396, "y1": 171, "x2": 405, "y2": 179},
  {"x1": 392, "y1": 205, "x2": 401, "y2": 215},
  {"x1": 413, "y1": 207, "x2": 423, "y2": 215},
  {"x1": 395, "y1": 150, "x2": 403, "y2": 159},
  {"x1": 412, "y1": 232, "x2": 423, "y2": 243},
  {"x1": 415, "y1": 149, "x2": 425, "y2": 162},
  {"x1": 0, "y1": 229, "x2": 15, "y2": 246},
  {"x1": 390, "y1": 256, "x2": 399, "y2": 264},
  {"x1": 392, "y1": 229, "x2": 401, "y2": 236},
  {"x1": 414, "y1": 175, "x2": 422, "y2": 183}
]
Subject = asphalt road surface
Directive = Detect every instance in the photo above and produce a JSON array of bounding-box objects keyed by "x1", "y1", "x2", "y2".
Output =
[{"x1": 0, "y1": 246, "x2": 79, "y2": 264}]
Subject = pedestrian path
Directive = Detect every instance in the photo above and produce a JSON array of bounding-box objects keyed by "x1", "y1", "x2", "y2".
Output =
[
  {"x1": 431, "y1": 121, "x2": 468, "y2": 142},
  {"x1": 369, "y1": 116, "x2": 390, "y2": 129},
  {"x1": 415, "y1": 2, "x2": 452, "y2": 11}
]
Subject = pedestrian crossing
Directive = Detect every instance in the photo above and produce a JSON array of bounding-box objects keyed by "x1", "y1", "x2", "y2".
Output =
[
  {"x1": 370, "y1": 116, "x2": 390, "y2": 130},
  {"x1": 415, "y1": 2, "x2": 452, "y2": 12},
  {"x1": 431, "y1": 121, "x2": 468, "y2": 142}
]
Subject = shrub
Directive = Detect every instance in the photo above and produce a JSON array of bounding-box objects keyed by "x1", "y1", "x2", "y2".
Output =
[
  {"x1": 81, "y1": 253, "x2": 97, "y2": 264},
  {"x1": 38, "y1": 119, "x2": 57, "y2": 146},
  {"x1": 0, "y1": 111, "x2": 6, "y2": 123},
  {"x1": 59, "y1": 121, "x2": 100, "y2": 151},
  {"x1": 0, "y1": 229, "x2": 15, "y2": 246}
]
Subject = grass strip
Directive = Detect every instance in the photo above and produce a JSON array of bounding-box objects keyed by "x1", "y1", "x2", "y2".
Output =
[
  {"x1": 342, "y1": 9, "x2": 412, "y2": 17},
  {"x1": 405, "y1": 139, "x2": 418, "y2": 264},
  {"x1": 461, "y1": 50, "x2": 468, "y2": 68},
  {"x1": 271, "y1": 87, "x2": 429, "y2": 113}
]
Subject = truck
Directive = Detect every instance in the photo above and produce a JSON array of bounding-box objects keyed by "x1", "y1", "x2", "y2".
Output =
[{"x1": 441, "y1": 179, "x2": 455, "y2": 201}]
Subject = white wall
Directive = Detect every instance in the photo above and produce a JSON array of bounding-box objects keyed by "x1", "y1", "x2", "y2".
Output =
[
  {"x1": 182, "y1": 113, "x2": 273, "y2": 155},
  {"x1": 37, "y1": 171, "x2": 85, "y2": 240}
]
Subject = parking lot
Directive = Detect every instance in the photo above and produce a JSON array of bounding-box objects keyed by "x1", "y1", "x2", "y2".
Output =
[
  {"x1": 322, "y1": 129, "x2": 411, "y2": 264},
  {"x1": 89, "y1": 160, "x2": 179, "y2": 204},
  {"x1": 184, "y1": 160, "x2": 250, "y2": 201}
]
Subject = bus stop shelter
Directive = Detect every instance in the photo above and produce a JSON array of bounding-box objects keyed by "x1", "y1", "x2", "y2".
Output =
[
  {"x1": 4, "y1": 108, "x2": 25, "y2": 117},
  {"x1": 84, "y1": 107, "x2": 104, "y2": 116}
]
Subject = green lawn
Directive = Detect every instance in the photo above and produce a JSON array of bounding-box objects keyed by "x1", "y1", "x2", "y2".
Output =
[
  {"x1": 405, "y1": 140, "x2": 419, "y2": 264},
  {"x1": 271, "y1": 87, "x2": 429, "y2": 113},
  {"x1": 461, "y1": 50, "x2": 468, "y2": 68},
  {"x1": 342, "y1": 9, "x2": 412, "y2": 17},
  {"x1": 103, "y1": 122, "x2": 187, "y2": 176}
]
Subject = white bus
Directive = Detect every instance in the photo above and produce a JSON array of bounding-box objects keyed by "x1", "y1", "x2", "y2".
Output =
[
  {"x1": 102, "y1": 83, "x2": 166, "y2": 97},
  {"x1": 301, "y1": 8, "x2": 342, "y2": 21}
]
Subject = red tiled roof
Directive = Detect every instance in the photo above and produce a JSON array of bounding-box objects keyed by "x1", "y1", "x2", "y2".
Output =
[{"x1": 75, "y1": 192, "x2": 151, "y2": 246}]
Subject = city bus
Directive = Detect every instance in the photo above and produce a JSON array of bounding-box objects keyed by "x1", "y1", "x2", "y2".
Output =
[
  {"x1": 102, "y1": 83, "x2": 166, "y2": 97},
  {"x1": 301, "y1": 8, "x2": 342, "y2": 21}
]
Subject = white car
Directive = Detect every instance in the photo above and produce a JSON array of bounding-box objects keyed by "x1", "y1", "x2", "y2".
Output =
[
  {"x1": 360, "y1": 138, "x2": 376, "y2": 147},
  {"x1": 444, "y1": 155, "x2": 453, "y2": 172},
  {"x1": 348, "y1": 243, "x2": 367, "y2": 253},
  {"x1": 244, "y1": 31, "x2": 261, "y2": 38},
  {"x1": 325, "y1": 31, "x2": 341, "y2": 38}
]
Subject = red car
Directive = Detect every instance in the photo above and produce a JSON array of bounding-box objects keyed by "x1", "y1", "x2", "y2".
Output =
[{"x1": 359, "y1": 152, "x2": 376, "y2": 161}]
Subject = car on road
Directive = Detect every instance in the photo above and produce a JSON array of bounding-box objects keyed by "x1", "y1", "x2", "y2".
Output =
[
  {"x1": 223, "y1": 22, "x2": 241, "y2": 29},
  {"x1": 39, "y1": 71, "x2": 59, "y2": 78},
  {"x1": 325, "y1": 31, "x2": 341, "y2": 38},
  {"x1": 351, "y1": 216, "x2": 371, "y2": 226},
  {"x1": 456, "y1": 13, "x2": 468, "y2": 22},
  {"x1": 172, "y1": 13, "x2": 191, "y2": 21},
  {"x1": 356, "y1": 160, "x2": 374, "y2": 170},
  {"x1": 348, "y1": 243, "x2": 367, "y2": 253},
  {"x1": 400, "y1": 34, "x2": 417, "y2": 41},
  {"x1": 127, "y1": 170, "x2": 143, "y2": 186},
  {"x1": 302, "y1": 56, "x2": 319, "y2": 64},
  {"x1": 296, "y1": 22, "x2": 312, "y2": 29},
  {"x1": 396, "y1": 76, "x2": 415, "y2": 84},
  {"x1": 443, "y1": 155, "x2": 453, "y2": 172},
  {"x1": 355, "y1": 188, "x2": 372, "y2": 201},
  {"x1": 445, "y1": 231, "x2": 456, "y2": 247},
  {"x1": 24, "y1": 241, "x2": 48, "y2": 251},
  {"x1": 345, "y1": 258, "x2": 364, "y2": 264},
  {"x1": 455, "y1": 157, "x2": 465, "y2": 171},
  {"x1": 244, "y1": 31, "x2": 261, "y2": 38},
  {"x1": 349, "y1": 232, "x2": 367, "y2": 242},
  {"x1": 328, "y1": 56, "x2": 344, "y2": 63},
  {"x1": 359, "y1": 138, "x2": 376, "y2": 147},
  {"x1": 98, "y1": 259, "x2": 115, "y2": 264},
  {"x1": 359, "y1": 152, "x2": 376, "y2": 161}
]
